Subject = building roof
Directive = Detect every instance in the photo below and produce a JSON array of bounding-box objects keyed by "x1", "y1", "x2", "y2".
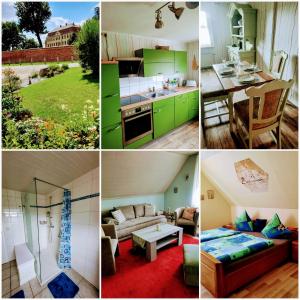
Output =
[{"x1": 49, "y1": 23, "x2": 80, "y2": 34}]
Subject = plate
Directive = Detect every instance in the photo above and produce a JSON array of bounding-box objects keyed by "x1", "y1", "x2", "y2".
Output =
[
  {"x1": 238, "y1": 75, "x2": 256, "y2": 83},
  {"x1": 220, "y1": 67, "x2": 234, "y2": 75}
]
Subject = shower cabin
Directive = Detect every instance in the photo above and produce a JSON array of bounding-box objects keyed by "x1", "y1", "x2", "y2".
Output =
[{"x1": 21, "y1": 179, "x2": 65, "y2": 285}]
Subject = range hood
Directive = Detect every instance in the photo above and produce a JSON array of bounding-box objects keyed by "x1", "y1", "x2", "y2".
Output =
[{"x1": 116, "y1": 57, "x2": 143, "y2": 78}]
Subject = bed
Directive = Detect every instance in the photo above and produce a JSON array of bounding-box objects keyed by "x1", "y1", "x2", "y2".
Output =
[
  {"x1": 200, "y1": 227, "x2": 241, "y2": 242},
  {"x1": 201, "y1": 231, "x2": 290, "y2": 297}
]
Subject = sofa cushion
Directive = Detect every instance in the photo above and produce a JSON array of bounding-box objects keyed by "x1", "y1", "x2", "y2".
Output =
[
  {"x1": 112, "y1": 210, "x2": 126, "y2": 224},
  {"x1": 182, "y1": 208, "x2": 196, "y2": 221},
  {"x1": 177, "y1": 218, "x2": 195, "y2": 226},
  {"x1": 116, "y1": 215, "x2": 167, "y2": 239},
  {"x1": 134, "y1": 204, "x2": 145, "y2": 217},
  {"x1": 116, "y1": 205, "x2": 135, "y2": 220},
  {"x1": 145, "y1": 205, "x2": 155, "y2": 216},
  {"x1": 101, "y1": 227, "x2": 106, "y2": 237},
  {"x1": 103, "y1": 217, "x2": 118, "y2": 225}
]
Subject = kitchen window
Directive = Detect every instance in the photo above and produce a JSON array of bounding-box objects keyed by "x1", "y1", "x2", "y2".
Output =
[{"x1": 200, "y1": 10, "x2": 213, "y2": 48}]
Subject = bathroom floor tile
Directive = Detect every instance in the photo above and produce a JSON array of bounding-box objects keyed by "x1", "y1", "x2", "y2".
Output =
[
  {"x1": 10, "y1": 266, "x2": 18, "y2": 277},
  {"x1": 10, "y1": 260, "x2": 17, "y2": 267},
  {"x1": 3, "y1": 292, "x2": 10, "y2": 298},
  {"x1": 2, "y1": 268, "x2": 10, "y2": 280},
  {"x1": 2, "y1": 277, "x2": 10, "y2": 296},
  {"x1": 35, "y1": 287, "x2": 54, "y2": 298},
  {"x1": 29, "y1": 277, "x2": 44, "y2": 297},
  {"x1": 64, "y1": 269, "x2": 83, "y2": 285},
  {"x1": 78, "y1": 278, "x2": 99, "y2": 298},
  {"x1": 11, "y1": 282, "x2": 33, "y2": 298},
  {"x1": 11, "y1": 274, "x2": 20, "y2": 291}
]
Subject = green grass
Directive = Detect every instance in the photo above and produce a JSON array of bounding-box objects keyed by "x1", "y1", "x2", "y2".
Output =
[
  {"x1": 20, "y1": 67, "x2": 99, "y2": 124},
  {"x1": 4, "y1": 61, "x2": 78, "y2": 67}
]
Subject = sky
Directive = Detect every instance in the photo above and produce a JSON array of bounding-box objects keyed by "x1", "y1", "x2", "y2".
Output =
[{"x1": 2, "y1": 1, "x2": 98, "y2": 45}]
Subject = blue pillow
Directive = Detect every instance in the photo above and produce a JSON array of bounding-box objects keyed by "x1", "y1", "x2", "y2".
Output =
[
  {"x1": 235, "y1": 210, "x2": 254, "y2": 232},
  {"x1": 262, "y1": 214, "x2": 292, "y2": 239},
  {"x1": 253, "y1": 219, "x2": 267, "y2": 232}
]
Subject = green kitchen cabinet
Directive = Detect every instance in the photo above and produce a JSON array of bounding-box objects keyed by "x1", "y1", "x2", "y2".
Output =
[
  {"x1": 101, "y1": 64, "x2": 120, "y2": 98},
  {"x1": 153, "y1": 97, "x2": 175, "y2": 139},
  {"x1": 102, "y1": 94, "x2": 121, "y2": 128},
  {"x1": 175, "y1": 51, "x2": 187, "y2": 73},
  {"x1": 102, "y1": 122, "x2": 123, "y2": 149},
  {"x1": 175, "y1": 94, "x2": 189, "y2": 127},
  {"x1": 144, "y1": 63, "x2": 174, "y2": 77},
  {"x1": 124, "y1": 134, "x2": 153, "y2": 149},
  {"x1": 188, "y1": 91, "x2": 199, "y2": 120},
  {"x1": 135, "y1": 48, "x2": 174, "y2": 63}
]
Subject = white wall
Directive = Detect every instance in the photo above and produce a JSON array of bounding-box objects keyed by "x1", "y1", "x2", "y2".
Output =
[
  {"x1": 232, "y1": 206, "x2": 298, "y2": 227},
  {"x1": 201, "y1": 3, "x2": 232, "y2": 67},
  {"x1": 201, "y1": 174, "x2": 232, "y2": 230},
  {"x1": 2, "y1": 189, "x2": 26, "y2": 264},
  {"x1": 48, "y1": 167, "x2": 99, "y2": 288},
  {"x1": 251, "y1": 2, "x2": 298, "y2": 105}
]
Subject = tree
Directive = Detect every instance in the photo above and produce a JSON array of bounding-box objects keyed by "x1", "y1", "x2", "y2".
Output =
[
  {"x1": 76, "y1": 18, "x2": 99, "y2": 75},
  {"x1": 68, "y1": 32, "x2": 78, "y2": 45},
  {"x1": 15, "y1": 2, "x2": 51, "y2": 48},
  {"x1": 21, "y1": 38, "x2": 39, "y2": 49},
  {"x1": 93, "y1": 7, "x2": 99, "y2": 20},
  {"x1": 2, "y1": 21, "x2": 23, "y2": 51}
]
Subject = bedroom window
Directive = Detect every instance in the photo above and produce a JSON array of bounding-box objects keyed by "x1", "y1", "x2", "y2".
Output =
[{"x1": 200, "y1": 10, "x2": 213, "y2": 48}]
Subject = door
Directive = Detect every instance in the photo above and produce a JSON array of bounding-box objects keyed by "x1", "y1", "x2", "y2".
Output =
[
  {"x1": 188, "y1": 91, "x2": 199, "y2": 120},
  {"x1": 153, "y1": 97, "x2": 175, "y2": 139},
  {"x1": 102, "y1": 123, "x2": 123, "y2": 149},
  {"x1": 175, "y1": 94, "x2": 189, "y2": 127},
  {"x1": 175, "y1": 51, "x2": 187, "y2": 73},
  {"x1": 102, "y1": 94, "x2": 121, "y2": 128}
]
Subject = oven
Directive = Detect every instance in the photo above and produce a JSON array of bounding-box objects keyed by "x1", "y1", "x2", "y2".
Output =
[{"x1": 122, "y1": 103, "x2": 153, "y2": 146}]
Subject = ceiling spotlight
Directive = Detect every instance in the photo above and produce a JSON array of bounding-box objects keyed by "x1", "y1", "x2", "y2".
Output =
[
  {"x1": 155, "y1": 10, "x2": 163, "y2": 29},
  {"x1": 168, "y1": 2, "x2": 185, "y2": 20}
]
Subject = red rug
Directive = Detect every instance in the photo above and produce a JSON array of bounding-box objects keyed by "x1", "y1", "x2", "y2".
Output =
[{"x1": 102, "y1": 234, "x2": 199, "y2": 298}]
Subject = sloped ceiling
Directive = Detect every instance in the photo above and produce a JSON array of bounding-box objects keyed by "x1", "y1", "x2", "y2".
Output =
[
  {"x1": 202, "y1": 151, "x2": 298, "y2": 209},
  {"x1": 2, "y1": 151, "x2": 99, "y2": 195},
  {"x1": 102, "y1": 151, "x2": 194, "y2": 198},
  {"x1": 102, "y1": 2, "x2": 199, "y2": 43}
]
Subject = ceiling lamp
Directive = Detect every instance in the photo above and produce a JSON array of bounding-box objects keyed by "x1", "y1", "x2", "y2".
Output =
[
  {"x1": 168, "y1": 2, "x2": 185, "y2": 20},
  {"x1": 155, "y1": 10, "x2": 163, "y2": 29},
  {"x1": 185, "y1": 2, "x2": 199, "y2": 9}
]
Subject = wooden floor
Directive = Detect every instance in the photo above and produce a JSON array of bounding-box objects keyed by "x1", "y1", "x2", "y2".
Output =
[
  {"x1": 142, "y1": 119, "x2": 199, "y2": 149},
  {"x1": 202, "y1": 101, "x2": 298, "y2": 149},
  {"x1": 201, "y1": 262, "x2": 298, "y2": 298}
]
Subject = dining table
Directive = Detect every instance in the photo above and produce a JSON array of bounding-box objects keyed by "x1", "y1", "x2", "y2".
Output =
[{"x1": 201, "y1": 61, "x2": 274, "y2": 132}]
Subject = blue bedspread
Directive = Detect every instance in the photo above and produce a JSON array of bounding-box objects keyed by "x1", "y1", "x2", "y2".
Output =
[
  {"x1": 201, "y1": 233, "x2": 274, "y2": 263},
  {"x1": 200, "y1": 227, "x2": 240, "y2": 242}
]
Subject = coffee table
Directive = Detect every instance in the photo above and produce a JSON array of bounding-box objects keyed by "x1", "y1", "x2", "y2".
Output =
[{"x1": 131, "y1": 223, "x2": 183, "y2": 261}]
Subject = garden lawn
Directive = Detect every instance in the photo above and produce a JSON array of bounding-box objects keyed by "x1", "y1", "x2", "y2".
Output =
[{"x1": 20, "y1": 67, "x2": 99, "y2": 124}]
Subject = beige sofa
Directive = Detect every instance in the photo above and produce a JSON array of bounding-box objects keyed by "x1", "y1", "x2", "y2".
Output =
[{"x1": 102, "y1": 204, "x2": 167, "y2": 240}]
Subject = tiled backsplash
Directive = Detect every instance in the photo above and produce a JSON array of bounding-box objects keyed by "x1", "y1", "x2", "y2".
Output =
[{"x1": 119, "y1": 74, "x2": 184, "y2": 97}]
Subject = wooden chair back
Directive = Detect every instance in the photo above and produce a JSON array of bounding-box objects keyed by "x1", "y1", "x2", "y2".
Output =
[
  {"x1": 245, "y1": 79, "x2": 293, "y2": 130},
  {"x1": 270, "y1": 50, "x2": 288, "y2": 79}
]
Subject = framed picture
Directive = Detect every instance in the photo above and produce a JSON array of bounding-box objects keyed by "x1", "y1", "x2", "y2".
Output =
[{"x1": 207, "y1": 190, "x2": 214, "y2": 199}]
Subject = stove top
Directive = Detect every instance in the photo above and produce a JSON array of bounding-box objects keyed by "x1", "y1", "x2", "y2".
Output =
[{"x1": 121, "y1": 95, "x2": 149, "y2": 107}]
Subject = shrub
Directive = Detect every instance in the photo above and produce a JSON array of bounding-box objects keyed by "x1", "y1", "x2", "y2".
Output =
[
  {"x1": 31, "y1": 72, "x2": 38, "y2": 78},
  {"x1": 2, "y1": 68, "x2": 21, "y2": 93},
  {"x1": 61, "y1": 63, "x2": 69, "y2": 71},
  {"x1": 48, "y1": 64, "x2": 60, "y2": 72},
  {"x1": 75, "y1": 18, "x2": 99, "y2": 75}
]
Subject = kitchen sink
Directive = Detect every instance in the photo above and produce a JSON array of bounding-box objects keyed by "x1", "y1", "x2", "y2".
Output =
[{"x1": 145, "y1": 89, "x2": 177, "y2": 98}]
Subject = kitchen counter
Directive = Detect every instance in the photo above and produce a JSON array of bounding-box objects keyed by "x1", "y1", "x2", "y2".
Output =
[
  {"x1": 101, "y1": 60, "x2": 118, "y2": 64},
  {"x1": 121, "y1": 86, "x2": 199, "y2": 111}
]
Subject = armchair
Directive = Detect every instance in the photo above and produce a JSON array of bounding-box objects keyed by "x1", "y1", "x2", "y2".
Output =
[
  {"x1": 101, "y1": 224, "x2": 119, "y2": 275},
  {"x1": 175, "y1": 207, "x2": 199, "y2": 236}
]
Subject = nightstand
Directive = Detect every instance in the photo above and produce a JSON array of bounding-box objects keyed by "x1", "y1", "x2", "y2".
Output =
[
  {"x1": 292, "y1": 240, "x2": 298, "y2": 262},
  {"x1": 287, "y1": 227, "x2": 298, "y2": 240},
  {"x1": 223, "y1": 224, "x2": 234, "y2": 230}
]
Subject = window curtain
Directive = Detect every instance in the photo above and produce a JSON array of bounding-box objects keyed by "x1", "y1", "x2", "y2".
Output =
[{"x1": 58, "y1": 189, "x2": 71, "y2": 269}]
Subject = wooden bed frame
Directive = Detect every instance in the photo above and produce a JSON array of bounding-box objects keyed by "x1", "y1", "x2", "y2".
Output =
[{"x1": 201, "y1": 241, "x2": 290, "y2": 297}]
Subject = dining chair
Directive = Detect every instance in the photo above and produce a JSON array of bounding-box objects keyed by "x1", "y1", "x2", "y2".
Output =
[
  {"x1": 233, "y1": 79, "x2": 293, "y2": 149},
  {"x1": 233, "y1": 51, "x2": 288, "y2": 102}
]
